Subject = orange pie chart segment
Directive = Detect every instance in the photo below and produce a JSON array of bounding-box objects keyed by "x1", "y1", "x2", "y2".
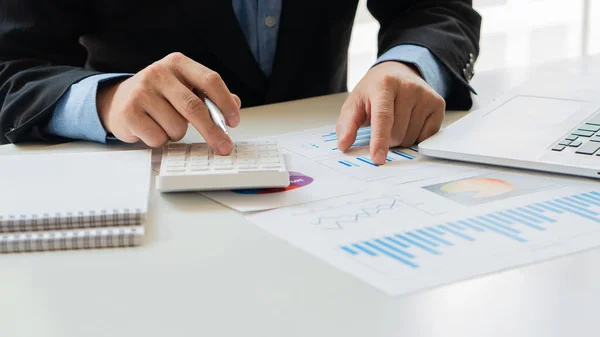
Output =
[{"x1": 439, "y1": 178, "x2": 515, "y2": 199}]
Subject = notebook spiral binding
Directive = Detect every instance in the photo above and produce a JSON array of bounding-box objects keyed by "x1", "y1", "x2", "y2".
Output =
[
  {"x1": 0, "y1": 226, "x2": 145, "y2": 254},
  {"x1": 0, "y1": 208, "x2": 144, "y2": 233}
]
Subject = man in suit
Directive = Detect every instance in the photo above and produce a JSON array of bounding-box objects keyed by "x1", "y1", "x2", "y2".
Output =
[{"x1": 0, "y1": 1, "x2": 480, "y2": 165}]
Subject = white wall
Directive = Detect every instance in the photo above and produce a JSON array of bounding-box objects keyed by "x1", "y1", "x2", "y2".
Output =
[{"x1": 347, "y1": 0, "x2": 599, "y2": 90}]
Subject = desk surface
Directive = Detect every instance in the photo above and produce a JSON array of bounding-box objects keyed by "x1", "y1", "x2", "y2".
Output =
[{"x1": 2, "y1": 54, "x2": 600, "y2": 337}]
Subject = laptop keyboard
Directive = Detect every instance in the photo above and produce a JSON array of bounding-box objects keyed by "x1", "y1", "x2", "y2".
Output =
[{"x1": 552, "y1": 114, "x2": 600, "y2": 156}]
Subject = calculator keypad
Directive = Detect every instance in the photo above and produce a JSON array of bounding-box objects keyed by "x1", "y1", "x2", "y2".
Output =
[{"x1": 160, "y1": 141, "x2": 285, "y2": 175}]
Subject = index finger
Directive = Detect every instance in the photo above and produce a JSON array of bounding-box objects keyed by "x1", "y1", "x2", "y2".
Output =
[
  {"x1": 369, "y1": 86, "x2": 396, "y2": 165},
  {"x1": 169, "y1": 54, "x2": 240, "y2": 127},
  {"x1": 336, "y1": 95, "x2": 367, "y2": 152}
]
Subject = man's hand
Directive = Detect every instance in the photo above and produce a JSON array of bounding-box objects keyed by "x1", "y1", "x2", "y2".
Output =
[
  {"x1": 336, "y1": 61, "x2": 445, "y2": 165},
  {"x1": 97, "y1": 52, "x2": 241, "y2": 154}
]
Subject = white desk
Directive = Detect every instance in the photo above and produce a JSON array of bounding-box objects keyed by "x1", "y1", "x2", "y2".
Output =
[{"x1": 2, "y1": 54, "x2": 600, "y2": 337}]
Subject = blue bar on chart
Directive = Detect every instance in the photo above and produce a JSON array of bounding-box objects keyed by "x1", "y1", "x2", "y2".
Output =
[
  {"x1": 337, "y1": 160, "x2": 359, "y2": 168},
  {"x1": 390, "y1": 149, "x2": 415, "y2": 160},
  {"x1": 356, "y1": 156, "x2": 378, "y2": 167},
  {"x1": 339, "y1": 191, "x2": 600, "y2": 269},
  {"x1": 322, "y1": 127, "x2": 371, "y2": 144}
]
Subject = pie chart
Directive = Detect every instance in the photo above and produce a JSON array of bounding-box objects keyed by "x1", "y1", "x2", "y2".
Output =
[
  {"x1": 439, "y1": 178, "x2": 515, "y2": 199},
  {"x1": 232, "y1": 171, "x2": 314, "y2": 195}
]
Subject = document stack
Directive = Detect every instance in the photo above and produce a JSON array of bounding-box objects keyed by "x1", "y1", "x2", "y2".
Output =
[{"x1": 0, "y1": 150, "x2": 152, "y2": 253}]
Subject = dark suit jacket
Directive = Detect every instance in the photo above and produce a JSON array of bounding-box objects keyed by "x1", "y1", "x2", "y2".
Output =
[{"x1": 0, "y1": 0, "x2": 481, "y2": 144}]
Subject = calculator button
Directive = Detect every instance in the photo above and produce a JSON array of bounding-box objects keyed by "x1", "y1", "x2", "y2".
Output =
[
  {"x1": 258, "y1": 145, "x2": 278, "y2": 151},
  {"x1": 565, "y1": 135, "x2": 578, "y2": 141},
  {"x1": 236, "y1": 145, "x2": 257, "y2": 152},
  {"x1": 166, "y1": 161, "x2": 186, "y2": 166},
  {"x1": 213, "y1": 159, "x2": 234, "y2": 165},
  {"x1": 168, "y1": 143, "x2": 187, "y2": 149},
  {"x1": 167, "y1": 156, "x2": 186, "y2": 162},
  {"x1": 189, "y1": 165, "x2": 209, "y2": 172},
  {"x1": 214, "y1": 153, "x2": 235, "y2": 159},
  {"x1": 212, "y1": 165, "x2": 234, "y2": 170},
  {"x1": 188, "y1": 160, "x2": 208, "y2": 167},
  {"x1": 238, "y1": 165, "x2": 259, "y2": 170},
  {"x1": 190, "y1": 147, "x2": 208, "y2": 154},
  {"x1": 165, "y1": 166, "x2": 186, "y2": 173},
  {"x1": 259, "y1": 151, "x2": 279, "y2": 158},
  {"x1": 259, "y1": 157, "x2": 280, "y2": 164},
  {"x1": 237, "y1": 151, "x2": 257, "y2": 158},
  {"x1": 189, "y1": 154, "x2": 208, "y2": 161},
  {"x1": 238, "y1": 158, "x2": 257, "y2": 165}
]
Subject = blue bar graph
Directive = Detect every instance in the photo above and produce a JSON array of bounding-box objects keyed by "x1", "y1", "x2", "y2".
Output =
[
  {"x1": 323, "y1": 127, "x2": 371, "y2": 146},
  {"x1": 339, "y1": 191, "x2": 600, "y2": 269},
  {"x1": 390, "y1": 150, "x2": 415, "y2": 160},
  {"x1": 337, "y1": 160, "x2": 359, "y2": 168},
  {"x1": 356, "y1": 157, "x2": 378, "y2": 167},
  {"x1": 341, "y1": 246, "x2": 358, "y2": 255}
]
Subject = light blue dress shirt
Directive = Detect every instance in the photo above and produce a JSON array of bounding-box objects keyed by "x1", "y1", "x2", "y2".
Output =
[{"x1": 45, "y1": 0, "x2": 452, "y2": 143}]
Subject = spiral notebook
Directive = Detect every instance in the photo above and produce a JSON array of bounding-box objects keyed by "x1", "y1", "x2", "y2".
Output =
[{"x1": 0, "y1": 149, "x2": 152, "y2": 253}]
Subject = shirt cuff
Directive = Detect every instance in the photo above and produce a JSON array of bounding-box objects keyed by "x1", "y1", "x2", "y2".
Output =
[
  {"x1": 374, "y1": 44, "x2": 452, "y2": 99},
  {"x1": 45, "y1": 73, "x2": 133, "y2": 143}
]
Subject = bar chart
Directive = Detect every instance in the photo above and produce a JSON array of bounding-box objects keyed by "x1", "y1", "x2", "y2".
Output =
[
  {"x1": 340, "y1": 191, "x2": 600, "y2": 270},
  {"x1": 337, "y1": 148, "x2": 416, "y2": 168},
  {"x1": 276, "y1": 125, "x2": 373, "y2": 159},
  {"x1": 248, "y1": 160, "x2": 600, "y2": 295},
  {"x1": 319, "y1": 147, "x2": 422, "y2": 181},
  {"x1": 324, "y1": 127, "x2": 372, "y2": 151}
]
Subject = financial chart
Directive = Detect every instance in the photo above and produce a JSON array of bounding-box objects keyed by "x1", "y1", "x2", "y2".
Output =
[
  {"x1": 247, "y1": 168, "x2": 600, "y2": 296},
  {"x1": 273, "y1": 125, "x2": 468, "y2": 184}
]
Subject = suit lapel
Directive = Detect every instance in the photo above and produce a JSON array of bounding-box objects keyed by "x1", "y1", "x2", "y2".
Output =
[{"x1": 176, "y1": 0, "x2": 266, "y2": 93}]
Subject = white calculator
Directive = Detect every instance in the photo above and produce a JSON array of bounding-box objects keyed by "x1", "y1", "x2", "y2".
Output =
[{"x1": 156, "y1": 141, "x2": 290, "y2": 192}]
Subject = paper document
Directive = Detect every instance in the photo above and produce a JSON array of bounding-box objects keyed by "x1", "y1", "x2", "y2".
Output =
[
  {"x1": 267, "y1": 125, "x2": 471, "y2": 185},
  {"x1": 246, "y1": 167, "x2": 600, "y2": 296},
  {"x1": 202, "y1": 152, "x2": 367, "y2": 212},
  {"x1": 202, "y1": 125, "x2": 473, "y2": 212}
]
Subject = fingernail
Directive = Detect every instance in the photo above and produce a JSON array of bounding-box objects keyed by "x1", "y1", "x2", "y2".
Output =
[
  {"x1": 217, "y1": 139, "x2": 232, "y2": 155},
  {"x1": 374, "y1": 149, "x2": 386, "y2": 165},
  {"x1": 227, "y1": 113, "x2": 240, "y2": 127}
]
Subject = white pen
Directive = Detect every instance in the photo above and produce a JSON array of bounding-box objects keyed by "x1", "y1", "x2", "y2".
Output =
[{"x1": 203, "y1": 96, "x2": 229, "y2": 135}]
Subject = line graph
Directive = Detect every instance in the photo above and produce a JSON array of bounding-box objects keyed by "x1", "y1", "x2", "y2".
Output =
[
  {"x1": 304, "y1": 191, "x2": 443, "y2": 230},
  {"x1": 311, "y1": 198, "x2": 399, "y2": 229}
]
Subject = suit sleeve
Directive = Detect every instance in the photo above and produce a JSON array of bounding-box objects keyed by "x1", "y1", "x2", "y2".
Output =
[
  {"x1": 367, "y1": 0, "x2": 482, "y2": 110},
  {"x1": 0, "y1": 0, "x2": 101, "y2": 144}
]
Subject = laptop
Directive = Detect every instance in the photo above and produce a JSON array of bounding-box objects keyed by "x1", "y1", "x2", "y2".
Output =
[{"x1": 419, "y1": 73, "x2": 600, "y2": 179}]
